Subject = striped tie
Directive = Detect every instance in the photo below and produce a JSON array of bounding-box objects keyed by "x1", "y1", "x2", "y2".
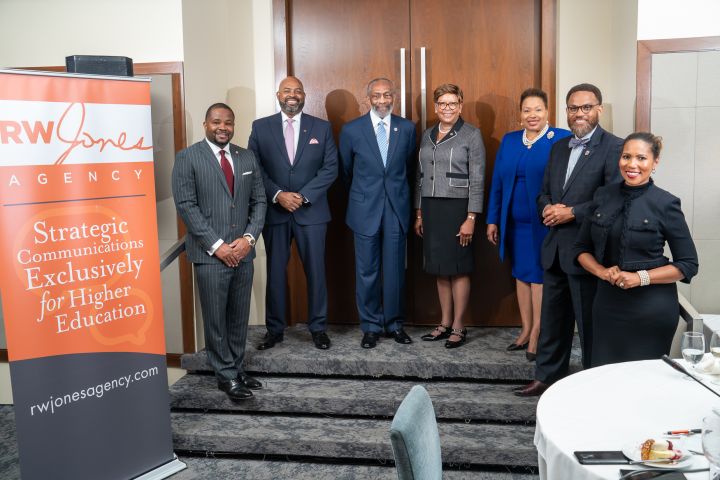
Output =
[{"x1": 376, "y1": 120, "x2": 388, "y2": 166}]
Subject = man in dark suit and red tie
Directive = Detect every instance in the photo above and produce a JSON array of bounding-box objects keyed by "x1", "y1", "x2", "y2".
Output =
[
  {"x1": 515, "y1": 83, "x2": 623, "y2": 397},
  {"x1": 339, "y1": 78, "x2": 417, "y2": 349},
  {"x1": 172, "y1": 103, "x2": 267, "y2": 401},
  {"x1": 248, "y1": 77, "x2": 337, "y2": 350}
]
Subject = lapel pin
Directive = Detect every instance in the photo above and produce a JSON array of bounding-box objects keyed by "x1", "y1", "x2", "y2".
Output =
[
  {"x1": 584, "y1": 150, "x2": 590, "y2": 156},
  {"x1": 394, "y1": 127, "x2": 398, "y2": 132},
  {"x1": 547, "y1": 131, "x2": 555, "y2": 139}
]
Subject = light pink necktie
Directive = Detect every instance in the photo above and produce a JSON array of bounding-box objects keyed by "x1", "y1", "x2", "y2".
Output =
[{"x1": 285, "y1": 118, "x2": 295, "y2": 164}]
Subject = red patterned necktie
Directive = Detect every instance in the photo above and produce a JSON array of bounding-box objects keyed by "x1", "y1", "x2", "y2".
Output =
[{"x1": 219, "y1": 150, "x2": 234, "y2": 196}]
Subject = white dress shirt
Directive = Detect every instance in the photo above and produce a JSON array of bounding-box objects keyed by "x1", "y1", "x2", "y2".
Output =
[{"x1": 369, "y1": 109, "x2": 391, "y2": 140}]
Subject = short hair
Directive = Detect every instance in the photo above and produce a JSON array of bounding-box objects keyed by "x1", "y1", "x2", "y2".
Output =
[
  {"x1": 366, "y1": 77, "x2": 395, "y2": 96},
  {"x1": 433, "y1": 83, "x2": 463, "y2": 103},
  {"x1": 565, "y1": 83, "x2": 603, "y2": 105},
  {"x1": 623, "y1": 132, "x2": 663, "y2": 158},
  {"x1": 519, "y1": 88, "x2": 548, "y2": 108},
  {"x1": 205, "y1": 102, "x2": 234, "y2": 120}
]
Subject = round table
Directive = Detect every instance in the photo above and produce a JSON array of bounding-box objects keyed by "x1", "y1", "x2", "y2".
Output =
[{"x1": 535, "y1": 359, "x2": 717, "y2": 479}]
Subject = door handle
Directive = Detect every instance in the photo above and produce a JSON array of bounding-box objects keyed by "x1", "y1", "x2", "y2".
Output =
[
  {"x1": 400, "y1": 48, "x2": 406, "y2": 118},
  {"x1": 420, "y1": 47, "x2": 427, "y2": 130}
]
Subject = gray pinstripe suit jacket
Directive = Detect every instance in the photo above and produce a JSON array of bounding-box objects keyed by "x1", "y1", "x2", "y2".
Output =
[{"x1": 172, "y1": 140, "x2": 267, "y2": 264}]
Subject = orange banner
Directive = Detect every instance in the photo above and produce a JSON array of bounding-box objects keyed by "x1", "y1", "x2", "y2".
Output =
[{"x1": 0, "y1": 71, "x2": 166, "y2": 361}]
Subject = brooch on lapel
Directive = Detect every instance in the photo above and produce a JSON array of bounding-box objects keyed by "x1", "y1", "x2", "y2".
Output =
[
  {"x1": 547, "y1": 131, "x2": 554, "y2": 139},
  {"x1": 309, "y1": 138, "x2": 319, "y2": 144}
]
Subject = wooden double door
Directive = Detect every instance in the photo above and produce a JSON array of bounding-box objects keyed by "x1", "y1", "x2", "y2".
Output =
[{"x1": 274, "y1": 0, "x2": 557, "y2": 326}]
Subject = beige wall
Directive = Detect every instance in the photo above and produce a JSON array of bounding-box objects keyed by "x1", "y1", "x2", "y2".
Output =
[
  {"x1": 638, "y1": 0, "x2": 720, "y2": 40},
  {"x1": 556, "y1": 0, "x2": 637, "y2": 137},
  {"x1": 0, "y1": 0, "x2": 184, "y2": 67}
]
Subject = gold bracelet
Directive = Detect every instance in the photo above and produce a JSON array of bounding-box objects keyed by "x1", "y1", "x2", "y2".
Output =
[{"x1": 467, "y1": 214, "x2": 476, "y2": 221}]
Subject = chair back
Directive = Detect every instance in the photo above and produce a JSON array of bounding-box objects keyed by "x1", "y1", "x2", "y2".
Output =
[{"x1": 389, "y1": 385, "x2": 442, "y2": 480}]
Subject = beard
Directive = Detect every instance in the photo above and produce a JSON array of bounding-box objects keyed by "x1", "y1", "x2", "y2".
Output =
[
  {"x1": 371, "y1": 103, "x2": 393, "y2": 118},
  {"x1": 280, "y1": 97, "x2": 304, "y2": 115},
  {"x1": 570, "y1": 117, "x2": 598, "y2": 138}
]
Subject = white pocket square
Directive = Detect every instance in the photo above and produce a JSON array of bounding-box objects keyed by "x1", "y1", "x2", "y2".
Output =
[
  {"x1": 242, "y1": 171, "x2": 253, "y2": 176},
  {"x1": 309, "y1": 138, "x2": 320, "y2": 144}
]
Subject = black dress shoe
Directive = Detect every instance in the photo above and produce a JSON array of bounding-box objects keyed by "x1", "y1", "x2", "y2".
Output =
[
  {"x1": 421, "y1": 324, "x2": 451, "y2": 341},
  {"x1": 506, "y1": 341, "x2": 529, "y2": 351},
  {"x1": 257, "y1": 332, "x2": 283, "y2": 350},
  {"x1": 387, "y1": 328, "x2": 413, "y2": 344},
  {"x1": 218, "y1": 378, "x2": 253, "y2": 400},
  {"x1": 311, "y1": 331, "x2": 331, "y2": 350},
  {"x1": 526, "y1": 351, "x2": 536, "y2": 362},
  {"x1": 445, "y1": 328, "x2": 467, "y2": 349},
  {"x1": 513, "y1": 380, "x2": 548, "y2": 397},
  {"x1": 237, "y1": 373, "x2": 262, "y2": 390},
  {"x1": 361, "y1": 332, "x2": 379, "y2": 349}
]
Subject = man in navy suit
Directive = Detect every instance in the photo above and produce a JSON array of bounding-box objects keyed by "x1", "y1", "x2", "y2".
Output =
[
  {"x1": 248, "y1": 77, "x2": 338, "y2": 350},
  {"x1": 339, "y1": 78, "x2": 417, "y2": 348},
  {"x1": 172, "y1": 103, "x2": 267, "y2": 401},
  {"x1": 515, "y1": 84, "x2": 623, "y2": 397}
]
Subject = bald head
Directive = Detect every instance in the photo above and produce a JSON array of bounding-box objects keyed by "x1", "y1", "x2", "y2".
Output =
[{"x1": 277, "y1": 76, "x2": 306, "y2": 116}]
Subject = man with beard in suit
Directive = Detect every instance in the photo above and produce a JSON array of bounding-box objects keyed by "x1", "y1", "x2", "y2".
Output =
[
  {"x1": 248, "y1": 76, "x2": 337, "y2": 350},
  {"x1": 339, "y1": 78, "x2": 417, "y2": 349},
  {"x1": 515, "y1": 84, "x2": 623, "y2": 397}
]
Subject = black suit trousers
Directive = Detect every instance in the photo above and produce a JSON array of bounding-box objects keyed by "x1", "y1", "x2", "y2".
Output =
[{"x1": 534, "y1": 253, "x2": 597, "y2": 384}]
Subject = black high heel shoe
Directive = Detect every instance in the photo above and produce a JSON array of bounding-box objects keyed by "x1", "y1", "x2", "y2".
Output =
[
  {"x1": 526, "y1": 351, "x2": 536, "y2": 362},
  {"x1": 445, "y1": 328, "x2": 467, "y2": 349},
  {"x1": 506, "y1": 341, "x2": 529, "y2": 351},
  {"x1": 421, "y1": 324, "x2": 451, "y2": 341}
]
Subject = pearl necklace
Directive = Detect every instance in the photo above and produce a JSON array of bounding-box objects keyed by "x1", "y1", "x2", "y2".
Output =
[
  {"x1": 438, "y1": 125, "x2": 452, "y2": 134},
  {"x1": 522, "y1": 122, "x2": 549, "y2": 149}
]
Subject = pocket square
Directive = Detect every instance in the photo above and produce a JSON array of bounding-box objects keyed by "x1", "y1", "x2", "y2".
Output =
[
  {"x1": 242, "y1": 171, "x2": 253, "y2": 176},
  {"x1": 309, "y1": 138, "x2": 320, "y2": 144}
]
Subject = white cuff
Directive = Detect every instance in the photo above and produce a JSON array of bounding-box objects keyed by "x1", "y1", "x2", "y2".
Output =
[
  {"x1": 208, "y1": 239, "x2": 223, "y2": 256},
  {"x1": 272, "y1": 190, "x2": 282, "y2": 203}
]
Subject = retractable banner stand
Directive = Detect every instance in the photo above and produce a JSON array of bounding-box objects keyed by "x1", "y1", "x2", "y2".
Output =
[{"x1": 0, "y1": 70, "x2": 185, "y2": 479}]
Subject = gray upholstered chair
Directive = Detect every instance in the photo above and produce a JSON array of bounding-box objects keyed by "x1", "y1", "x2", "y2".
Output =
[{"x1": 389, "y1": 385, "x2": 442, "y2": 480}]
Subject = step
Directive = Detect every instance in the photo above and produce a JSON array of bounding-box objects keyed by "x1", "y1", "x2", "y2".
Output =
[
  {"x1": 175, "y1": 456, "x2": 539, "y2": 480},
  {"x1": 181, "y1": 325, "x2": 581, "y2": 380},
  {"x1": 170, "y1": 374, "x2": 537, "y2": 422},
  {"x1": 171, "y1": 412, "x2": 538, "y2": 467},
  {"x1": 0, "y1": 407, "x2": 19, "y2": 480}
]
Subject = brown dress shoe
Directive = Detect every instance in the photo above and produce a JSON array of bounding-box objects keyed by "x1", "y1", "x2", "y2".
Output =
[{"x1": 514, "y1": 380, "x2": 549, "y2": 397}]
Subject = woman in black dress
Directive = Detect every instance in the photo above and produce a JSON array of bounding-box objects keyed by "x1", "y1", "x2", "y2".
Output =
[{"x1": 573, "y1": 132, "x2": 699, "y2": 367}]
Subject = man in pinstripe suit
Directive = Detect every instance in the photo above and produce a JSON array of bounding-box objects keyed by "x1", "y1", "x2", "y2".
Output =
[{"x1": 172, "y1": 103, "x2": 267, "y2": 401}]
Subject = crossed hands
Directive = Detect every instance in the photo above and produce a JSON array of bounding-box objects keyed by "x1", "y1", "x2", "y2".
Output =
[
  {"x1": 214, "y1": 238, "x2": 252, "y2": 268},
  {"x1": 277, "y1": 191, "x2": 304, "y2": 212},
  {"x1": 542, "y1": 203, "x2": 575, "y2": 227},
  {"x1": 599, "y1": 265, "x2": 639, "y2": 290}
]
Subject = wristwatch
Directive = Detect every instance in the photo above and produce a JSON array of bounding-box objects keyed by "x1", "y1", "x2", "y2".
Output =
[
  {"x1": 243, "y1": 234, "x2": 256, "y2": 247},
  {"x1": 570, "y1": 207, "x2": 576, "y2": 217}
]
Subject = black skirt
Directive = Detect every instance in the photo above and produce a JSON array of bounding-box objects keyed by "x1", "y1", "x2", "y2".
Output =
[
  {"x1": 420, "y1": 197, "x2": 474, "y2": 276},
  {"x1": 591, "y1": 280, "x2": 679, "y2": 367}
]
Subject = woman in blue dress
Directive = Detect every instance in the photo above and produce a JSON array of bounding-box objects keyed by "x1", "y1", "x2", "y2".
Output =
[{"x1": 486, "y1": 88, "x2": 571, "y2": 361}]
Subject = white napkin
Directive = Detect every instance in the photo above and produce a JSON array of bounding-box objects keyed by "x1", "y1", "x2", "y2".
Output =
[{"x1": 696, "y1": 353, "x2": 720, "y2": 374}]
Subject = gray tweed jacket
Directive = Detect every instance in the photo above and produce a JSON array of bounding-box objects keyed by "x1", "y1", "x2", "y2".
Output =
[{"x1": 414, "y1": 117, "x2": 485, "y2": 212}]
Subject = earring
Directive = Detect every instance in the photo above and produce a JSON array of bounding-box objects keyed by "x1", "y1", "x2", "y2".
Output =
[{"x1": 652, "y1": 168, "x2": 656, "y2": 174}]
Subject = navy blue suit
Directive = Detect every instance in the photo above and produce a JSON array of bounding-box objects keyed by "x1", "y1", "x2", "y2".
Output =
[
  {"x1": 248, "y1": 112, "x2": 337, "y2": 335},
  {"x1": 339, "y1": 113, "x2": 417, "y2": 333}
]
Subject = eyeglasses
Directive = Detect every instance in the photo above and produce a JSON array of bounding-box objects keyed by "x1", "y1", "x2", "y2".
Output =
[
  {"x1": 566, "y1": 104, "x2": 599, "y2": 115},
  {"x1": 436, "y1": 101, "x2": 460, "y2": 111}
]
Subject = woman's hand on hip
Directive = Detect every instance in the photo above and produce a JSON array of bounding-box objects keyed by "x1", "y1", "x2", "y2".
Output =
[{"x1": 486, "y1": 224, "x2": 498, "y2": 245}]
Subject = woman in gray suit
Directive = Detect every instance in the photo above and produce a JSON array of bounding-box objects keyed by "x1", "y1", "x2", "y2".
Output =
[{"x1": 414, "y1": 84, "x2": 485, "y2": 348}]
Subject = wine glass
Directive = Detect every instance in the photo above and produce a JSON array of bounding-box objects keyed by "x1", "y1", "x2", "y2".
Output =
[
  {"x1": 703, "y1": 414, "x2": 720, "y2": 480},
  {"x1": 711, "y1": 332, "x2": 720, "y2": 358},
  {"x1": 681, "y1": 331, "x2": 706, "y2": 373}
]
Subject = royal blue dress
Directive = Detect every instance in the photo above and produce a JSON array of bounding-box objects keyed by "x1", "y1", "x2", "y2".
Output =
[{"x1": 486, "y1": 127, "x2": 571, "y2": 283}]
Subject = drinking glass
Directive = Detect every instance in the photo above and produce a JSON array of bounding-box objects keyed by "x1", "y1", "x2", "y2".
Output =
[
  {"x1": 711, "y1": 332, "x2": 720, "y2": 358},
  {"x1": 682, "y1": 331, "x2": 706, "y2": 373},
  {"x1": 703, "y1": 414, "x2": 720, "y2": 480}
]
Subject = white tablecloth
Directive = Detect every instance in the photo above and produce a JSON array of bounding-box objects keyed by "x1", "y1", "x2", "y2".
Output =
[{"x1": 535, "y1": 359, "x2": 718, "y2": 479}]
